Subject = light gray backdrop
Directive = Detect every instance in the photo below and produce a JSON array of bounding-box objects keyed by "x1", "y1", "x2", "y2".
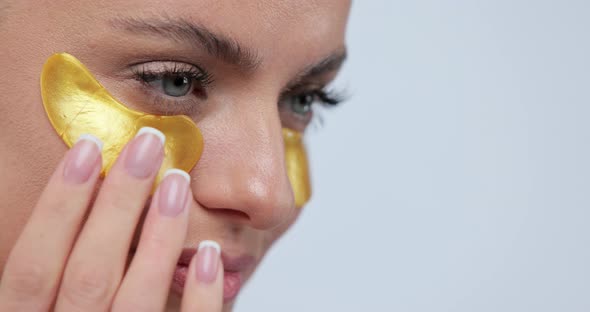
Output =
[{"x1": 237, "y1": 1, "x2": 590, "y2": 311}]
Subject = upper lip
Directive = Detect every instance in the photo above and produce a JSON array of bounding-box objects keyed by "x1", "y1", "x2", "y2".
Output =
[{"x1": 177, "y1": 248, "x2": 256, "y2": 273}]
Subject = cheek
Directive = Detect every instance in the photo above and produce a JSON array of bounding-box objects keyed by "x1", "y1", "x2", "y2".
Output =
[{"x1": 265, "y1": 208, "x2": 303, "y2": 247}]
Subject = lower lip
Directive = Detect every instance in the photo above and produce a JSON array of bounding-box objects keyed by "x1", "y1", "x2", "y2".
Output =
[{"x1": 172, "y1": 265, "x2": 243, "y2": 302}]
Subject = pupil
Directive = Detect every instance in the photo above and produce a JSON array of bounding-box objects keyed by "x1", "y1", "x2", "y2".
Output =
[
  {"x1": 300, "y1": 94, "x2": 312, "y2": 105},
  {"x1": 292, "y1": 93, "x2": 313, "y2": 114},
  {"x1": 174, "y1": 76, "x2": 187, "y2": 87}
]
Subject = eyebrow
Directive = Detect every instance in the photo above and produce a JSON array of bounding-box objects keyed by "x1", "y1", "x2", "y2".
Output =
[
  {"x1": 111, "y1": 16, "x2": 262, "y2": 70},
  {"x1": 288, "y1": 49, "x2": 347, "y2": 87}
]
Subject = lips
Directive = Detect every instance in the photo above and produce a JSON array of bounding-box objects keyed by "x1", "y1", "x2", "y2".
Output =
[{"x1": 171, "y1": 248, "x2": 256, "y2": 302}]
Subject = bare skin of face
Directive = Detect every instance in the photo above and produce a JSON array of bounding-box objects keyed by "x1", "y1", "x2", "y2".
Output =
[{"x1": 0, "y1": 1, "x2": 350, "y2": 311}]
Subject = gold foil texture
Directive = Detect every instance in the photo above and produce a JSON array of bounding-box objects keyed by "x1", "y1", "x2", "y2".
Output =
[
  {"x1": 283, "y1": 128, "x2": 312, "y2": 207},
  {"x1": 40, "y1": 53, "x2": 204, "y2": 183}
]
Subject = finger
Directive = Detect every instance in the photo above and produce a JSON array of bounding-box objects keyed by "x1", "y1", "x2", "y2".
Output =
[
  {"x1": 0, "y1": 135, "x2": 102, "y2": 311},
  {"x1": 111, "y1": 169, "x2": 191, "y2": 312},
  {"x1": 55, "y1": 127, "x2": 165, "y2": 311},
  {"x1": 181, "y1": 241, "x2": 224, "y2": 312}
]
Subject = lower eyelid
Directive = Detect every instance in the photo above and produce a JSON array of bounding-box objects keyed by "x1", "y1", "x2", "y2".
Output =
[
  {"x1": 278, "y1": 104, "x2": 314, "y2": 132},
  {"x1": 121, "y1": 79, "x2": 202, "y2": 116}
]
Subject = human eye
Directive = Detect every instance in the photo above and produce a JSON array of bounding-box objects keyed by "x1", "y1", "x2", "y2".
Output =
[
  {"x1": 279, "y1": 86, "x2": 345, "y2": 132},
  {"x1": 130, "y1": 61, "x2": 213, "y2": 115}
]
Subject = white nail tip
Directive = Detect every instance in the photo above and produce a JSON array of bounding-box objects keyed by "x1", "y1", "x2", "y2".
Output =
[
  {"x1": 163, "y1": 168, "x2": 190, "y2": 182},
  {"x1": 76, "y1": 134, "x2": 103, "y2": 151},
  {"x1": 136, "y1": 127, "x2": 166, "y2": 145},
  {"x1": 198, "y1": 240, "x2": 221, "y2": 254}
]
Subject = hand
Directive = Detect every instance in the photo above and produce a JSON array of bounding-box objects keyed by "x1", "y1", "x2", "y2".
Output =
[{"x1": 0, "y1": 128, "x2": 223, "y2": 311}]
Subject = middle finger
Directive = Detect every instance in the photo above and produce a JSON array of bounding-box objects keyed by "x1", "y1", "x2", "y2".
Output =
[{"x1": 55, "y1": 127, "x2": 165, "y2": 311}]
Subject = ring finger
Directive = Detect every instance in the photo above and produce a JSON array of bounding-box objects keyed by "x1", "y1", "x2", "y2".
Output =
[{"x1": 111, "y1": 169, "x2": 192, "y2": 311}]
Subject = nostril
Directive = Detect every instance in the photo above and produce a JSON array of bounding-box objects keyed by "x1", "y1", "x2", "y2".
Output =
[{"x1": 211, "y1": 208, "x2": 250, "y2": 222}]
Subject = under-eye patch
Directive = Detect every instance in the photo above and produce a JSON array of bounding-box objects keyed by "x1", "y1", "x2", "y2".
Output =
[
  {"x1": 283, "y1": 128, "x2": 311, "y2": 207},
  {"x1": 40, "y1": 53, "x2": 204, "y2": 184}
]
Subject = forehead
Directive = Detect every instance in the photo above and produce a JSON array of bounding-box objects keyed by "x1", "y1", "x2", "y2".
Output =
[{"x1": 66, "y1": 0, "x2": 350, "y2": 70}]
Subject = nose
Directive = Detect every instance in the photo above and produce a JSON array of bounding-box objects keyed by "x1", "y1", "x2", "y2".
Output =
[{"x1": 190, "y1": 103, "x2": 296, "y2": 230}]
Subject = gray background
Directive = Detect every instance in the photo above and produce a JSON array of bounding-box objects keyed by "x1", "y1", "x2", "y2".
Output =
[{"x1": 237, "y1": 1, "x2": 590, "y2": 311}]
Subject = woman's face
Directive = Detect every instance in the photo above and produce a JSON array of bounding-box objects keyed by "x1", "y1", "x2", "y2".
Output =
[{"x1": 0, "y1": 0, "x2": 350, "y2": 310}]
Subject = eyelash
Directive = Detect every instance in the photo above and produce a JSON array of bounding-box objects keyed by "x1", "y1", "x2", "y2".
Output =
[
  {"x1": 132, "y1": 63, "x2": 213, "y2": 90},
  {"x1": 311, "y1": 89, "x2": 344, "y2": 106},
  {"x1": 130, "y1": 62, "x2": 345, "y2": 128}
]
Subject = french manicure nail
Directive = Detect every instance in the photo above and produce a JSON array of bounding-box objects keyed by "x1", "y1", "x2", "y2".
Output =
[
  {"x1": 195, "y1": 240, "x2": 221, "y2": 284},
  {"x1": 124, "y1": 127, "x2": 165, "y2": 178},
  {"x1": 158, "y1": 169, "x2": 190, "y2": 217},
  {"x1": 63, "y1": 134, "x2": 102, "y2": 184}
]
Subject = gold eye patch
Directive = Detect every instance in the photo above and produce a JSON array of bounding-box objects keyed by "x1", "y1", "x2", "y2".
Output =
[
  {"x1": 41, "y1": 53, "x2": 311, "y2": 207},
  {"x1": 282, "y1": 128, "x2": 311, "y2": 207},
  {"x1": 40, "y1": 53, "x2": 204, "y2": 183}
]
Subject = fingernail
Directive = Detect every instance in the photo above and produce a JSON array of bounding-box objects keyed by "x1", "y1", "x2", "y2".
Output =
[
  {"x1": 158, "y1": 169, "x2": 190, "y2": 217},
  {"x1": 124, "y1": 127, "x2": 165, "y2": 178},
  {"x1": 63, "y1": 134, "x2": 102, "y2": 184},
  {"x1": 195, "y1": 240, "x2": 221, "y2": 284}
]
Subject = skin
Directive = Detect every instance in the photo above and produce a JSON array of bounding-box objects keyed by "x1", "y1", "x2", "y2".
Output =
[{"x1": 0, "y1": 0, "x2": 350, "y2": 311}]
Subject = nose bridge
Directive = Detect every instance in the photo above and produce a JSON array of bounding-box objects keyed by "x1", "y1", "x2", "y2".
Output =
[
  {"x1": 192, "y1": 99, "x2": 295, "y2": 230},
  {"x1": 234, "y1": 106, "x2": 284, "y2": 191}
]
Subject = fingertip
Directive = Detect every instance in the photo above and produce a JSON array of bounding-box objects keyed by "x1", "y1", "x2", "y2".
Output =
[
  {"x1": 181, "y1": 240, "x2": 224, "y2": 311},
  {"x1": 135, "y1": 127, "x2": 166, "y2": 145},
  {"x1": 197, "y1": 240, "x2": 221, "y2": 255},
  {"x1": 163, "y1": 168, "x2": 191, "y2": 183},
  {"x1": 195, "y1": 240, "x2": 221, "y2": 284},
  {"x1": 75, "y1": 133, "x2": 104, "y2": 152}
]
